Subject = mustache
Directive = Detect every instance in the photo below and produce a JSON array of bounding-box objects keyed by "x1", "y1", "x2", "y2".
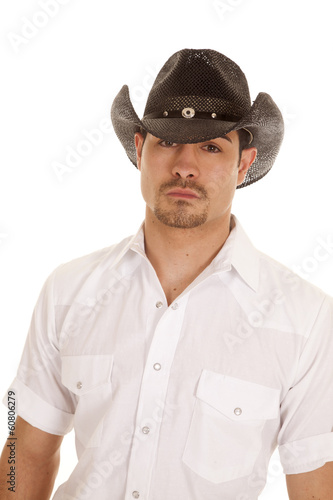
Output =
[{"x1": 159, "y1": 179, "x2": 208, "y2": 199}]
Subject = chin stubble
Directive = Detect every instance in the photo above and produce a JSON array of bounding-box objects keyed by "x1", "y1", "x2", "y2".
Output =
[{"x1": 153, "y1": 180, "x2": 209, "y2": 229}]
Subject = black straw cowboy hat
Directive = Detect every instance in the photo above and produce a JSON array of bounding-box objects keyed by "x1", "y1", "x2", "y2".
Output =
[{"x1": 111, "y1": 48, "x2": 284, "y2": 188}]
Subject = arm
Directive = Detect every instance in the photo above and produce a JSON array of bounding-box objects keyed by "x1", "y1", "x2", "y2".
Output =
[
  {"x1": 286, "y1": 461, "x2": 333, "y2": 500},
  {"x1": 0, "y1": 416, "x2": 63, "y2": 500}
]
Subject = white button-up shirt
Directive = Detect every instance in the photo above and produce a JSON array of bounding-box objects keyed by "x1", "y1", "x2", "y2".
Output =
[{"x1": 4, "y1": 216, "x2": 333, "y2": 499}]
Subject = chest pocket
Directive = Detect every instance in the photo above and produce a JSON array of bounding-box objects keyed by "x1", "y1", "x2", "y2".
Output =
[
  {"x1": 182, "y1": 370, "x2": 280, "y2": 484},
  {"x1": 61, "y1": 355, "x2": 114, "y2": 448}
]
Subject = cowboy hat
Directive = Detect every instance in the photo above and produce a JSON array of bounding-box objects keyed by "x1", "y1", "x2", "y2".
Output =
[{"x1": 111, "y1": 48, "x2": 284, "y2": 188}]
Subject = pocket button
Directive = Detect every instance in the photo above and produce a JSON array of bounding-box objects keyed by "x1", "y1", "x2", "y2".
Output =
[{"x1": 234, "y1": 407, "x2": 242, "y2": 416}]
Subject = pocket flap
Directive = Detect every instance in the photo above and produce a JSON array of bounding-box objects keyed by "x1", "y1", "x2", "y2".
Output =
[
  {"x1": 196, "y1": 370, "x2": 280, "y2": 421},
  {"x1": 61, "y1": 355, "x2": 114, "y2": 395}
]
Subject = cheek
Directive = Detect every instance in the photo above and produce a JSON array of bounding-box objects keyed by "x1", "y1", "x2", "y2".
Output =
[
  {"x1": 204, "y1": 166, "x2": 238, "y2": 200},
  {"x1": 140, "y1": 169, "x2": 150, "y2": 201},
  {"x1": 140, "y1": 165, "x2": 160, "y2": 205}
]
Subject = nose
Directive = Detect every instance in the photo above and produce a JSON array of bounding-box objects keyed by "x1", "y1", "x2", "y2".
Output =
[{"x1": 171, "y1": 144, "x2": 200, "y2": 180}]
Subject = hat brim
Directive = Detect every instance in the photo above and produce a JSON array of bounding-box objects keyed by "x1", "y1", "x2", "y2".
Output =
[{"x1": 111, "y1": 85, "x2": 284, "y2": 188}]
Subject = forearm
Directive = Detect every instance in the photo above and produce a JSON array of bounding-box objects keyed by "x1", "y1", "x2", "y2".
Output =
[
  {"x1": 286, "y1": 462, "x2": 333, "y2": 500},
  {"x1": 0, "y1": 444, "x2": 60, "y2": 500}
]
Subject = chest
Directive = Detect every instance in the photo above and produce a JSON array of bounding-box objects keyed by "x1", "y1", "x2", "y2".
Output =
[
  {"x1": 58, "y1": 272, "x2": 300, "y2": 401},
  {"x1": 157, "y1": 267, "x2": 206, "y2": 305}
]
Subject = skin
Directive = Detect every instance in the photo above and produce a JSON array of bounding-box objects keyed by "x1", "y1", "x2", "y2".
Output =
[
  {"x1": 0, "y1": 416, "x2": 63, "y2": 499},
  {"x1": 135, "y1": 130, "x2": 333, "y2": 498},
  {"x1": 286, "y1": 464, "x2": 333, "y2": 499},
  {"x1": 135, "y1": 130, "x2": 256, "y2": 305},
  {"x1": 0, "y1": 131, "x2": 331, "y2": 499}
]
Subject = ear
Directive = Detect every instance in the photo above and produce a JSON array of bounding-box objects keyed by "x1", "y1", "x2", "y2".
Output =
[
  {"x1": 135, "y1": 132, "x2": 144, "y2": 171},
  {"x1": 237, "y1": 147, "x2": 257, "y2": 186}
]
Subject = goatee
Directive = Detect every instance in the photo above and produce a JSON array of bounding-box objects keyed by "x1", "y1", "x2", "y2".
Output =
[{"x1": 154, "y1": 179, "x2": 209, "y2": 229}]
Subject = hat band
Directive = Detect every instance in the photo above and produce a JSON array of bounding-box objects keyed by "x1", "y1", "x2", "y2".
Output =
[{"x1": 144, "y1": 109, "x2": 242, "y2": 122}]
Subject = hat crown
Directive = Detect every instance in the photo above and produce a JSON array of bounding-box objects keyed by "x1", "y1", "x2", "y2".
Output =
[{"x1": 144, "y1": 49, "x2": 251, "y2": 118}]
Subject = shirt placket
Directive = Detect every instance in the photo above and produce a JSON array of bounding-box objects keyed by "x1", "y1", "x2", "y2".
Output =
[{"x1": 124, "y1": 294, "x2": 189, "y2": 500}]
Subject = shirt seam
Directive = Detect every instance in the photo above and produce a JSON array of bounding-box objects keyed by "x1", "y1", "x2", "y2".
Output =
[{"x1": 288, "y1": 295, "x2": 327, "y2": 390}]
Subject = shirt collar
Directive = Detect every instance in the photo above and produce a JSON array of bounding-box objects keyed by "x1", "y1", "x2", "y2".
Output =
[
  {"x1": 106, "y1": 222, "x2": 145, "y2": 276},
  {"x1": 110, "y1": 216, "x2": 260, "y2": 292},
  {"x1": 221, "y1": 215, "x2": 260, "y2": 292}
]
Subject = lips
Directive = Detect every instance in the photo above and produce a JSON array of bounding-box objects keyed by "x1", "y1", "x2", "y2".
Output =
[{"x1": 166, "y1": 188, "x2": 200, "y2": 199}]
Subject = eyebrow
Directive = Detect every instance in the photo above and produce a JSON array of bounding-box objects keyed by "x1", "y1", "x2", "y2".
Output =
[{"x1": 221, "y1": 135, "x2": 232, "y2": 143}]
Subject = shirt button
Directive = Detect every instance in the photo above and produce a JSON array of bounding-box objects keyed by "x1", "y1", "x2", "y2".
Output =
[
  {"x1": 142, "y1": 426, "x2": 150, "y2": 434},
  {"x1": 155, "y1": 301, "x2": 163, "y2": 308},
  {"x1": 234, "y1": 407, "x2": 242, "y2": 416},
  {"x1": 171, "y1": 302, "x2": 179, "y2": 310},
  {"x1": 132, "y1": 491, "x2": 140, "y2": 498},
  {"x1": 153, "y1": 363, "x2": 161, "y2": 371},
  {"x1": 77, "y1": 382, "x2": 83, "y2": 390}
]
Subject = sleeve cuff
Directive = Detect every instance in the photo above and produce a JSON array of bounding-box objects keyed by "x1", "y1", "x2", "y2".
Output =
[
  {"x1": 2, "y1": 377, "x2": 74, "y2": 436},
  {"x1": 279, "y1": 433, "x2": 333, "y2": 474}
]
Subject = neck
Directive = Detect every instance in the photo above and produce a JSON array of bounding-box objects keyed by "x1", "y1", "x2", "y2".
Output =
[{"x1": 143, "y1": 207, "x2": 232, "y2": 304}]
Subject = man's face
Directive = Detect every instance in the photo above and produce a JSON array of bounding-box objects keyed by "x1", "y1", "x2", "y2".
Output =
[{"x1": 135, "y1": 131, "x2": 256, "y2": 230}]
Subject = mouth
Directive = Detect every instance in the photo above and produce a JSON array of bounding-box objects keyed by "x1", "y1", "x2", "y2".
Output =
[{"x1": 166, "y1": 188, "x2": 200, "y2": 199}]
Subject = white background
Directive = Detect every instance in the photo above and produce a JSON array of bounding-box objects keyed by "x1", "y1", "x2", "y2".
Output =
[{"x1": 1, "y1": 1, "x2": 332, "y2": 498}]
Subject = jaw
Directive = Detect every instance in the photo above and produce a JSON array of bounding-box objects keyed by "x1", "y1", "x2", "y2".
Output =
[{"x1": 151, "y1": 193, "x2": 210, "y2": 230}]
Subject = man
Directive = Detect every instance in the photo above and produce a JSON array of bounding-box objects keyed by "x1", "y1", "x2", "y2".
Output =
[{"x1": 1, "y1": 48, "x2": 333, "y2": 500}]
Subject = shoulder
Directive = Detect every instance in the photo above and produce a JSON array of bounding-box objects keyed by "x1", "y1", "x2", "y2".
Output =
[
  {"x1": 58, "y1": 235, "x2": 132, "y2": 276},
  {"x1": 44, "y1": 234, "x2": 135, "y2": 304},
  {"x1": 256, "y1": 249, "x2": 332, "y2": 336},
  {"x1": 258, "y1": 249, "x2": 327, "y2": 300}
]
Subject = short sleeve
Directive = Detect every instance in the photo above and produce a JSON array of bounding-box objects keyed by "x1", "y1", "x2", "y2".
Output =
[
  {"x1": 2, "y1": 267, "x2": 75, "y2": 436},
  {"x1": 278, "y1": 296, "x2": 333, "y2": 474}
]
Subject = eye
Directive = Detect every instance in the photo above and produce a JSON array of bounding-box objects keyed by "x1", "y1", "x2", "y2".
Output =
[
  {"x1": 202, "y1": 144, "x2": 221, "y2": 153},
  {"x1": 159, "y1": 140, "x2": 177, "y2": 148}
]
